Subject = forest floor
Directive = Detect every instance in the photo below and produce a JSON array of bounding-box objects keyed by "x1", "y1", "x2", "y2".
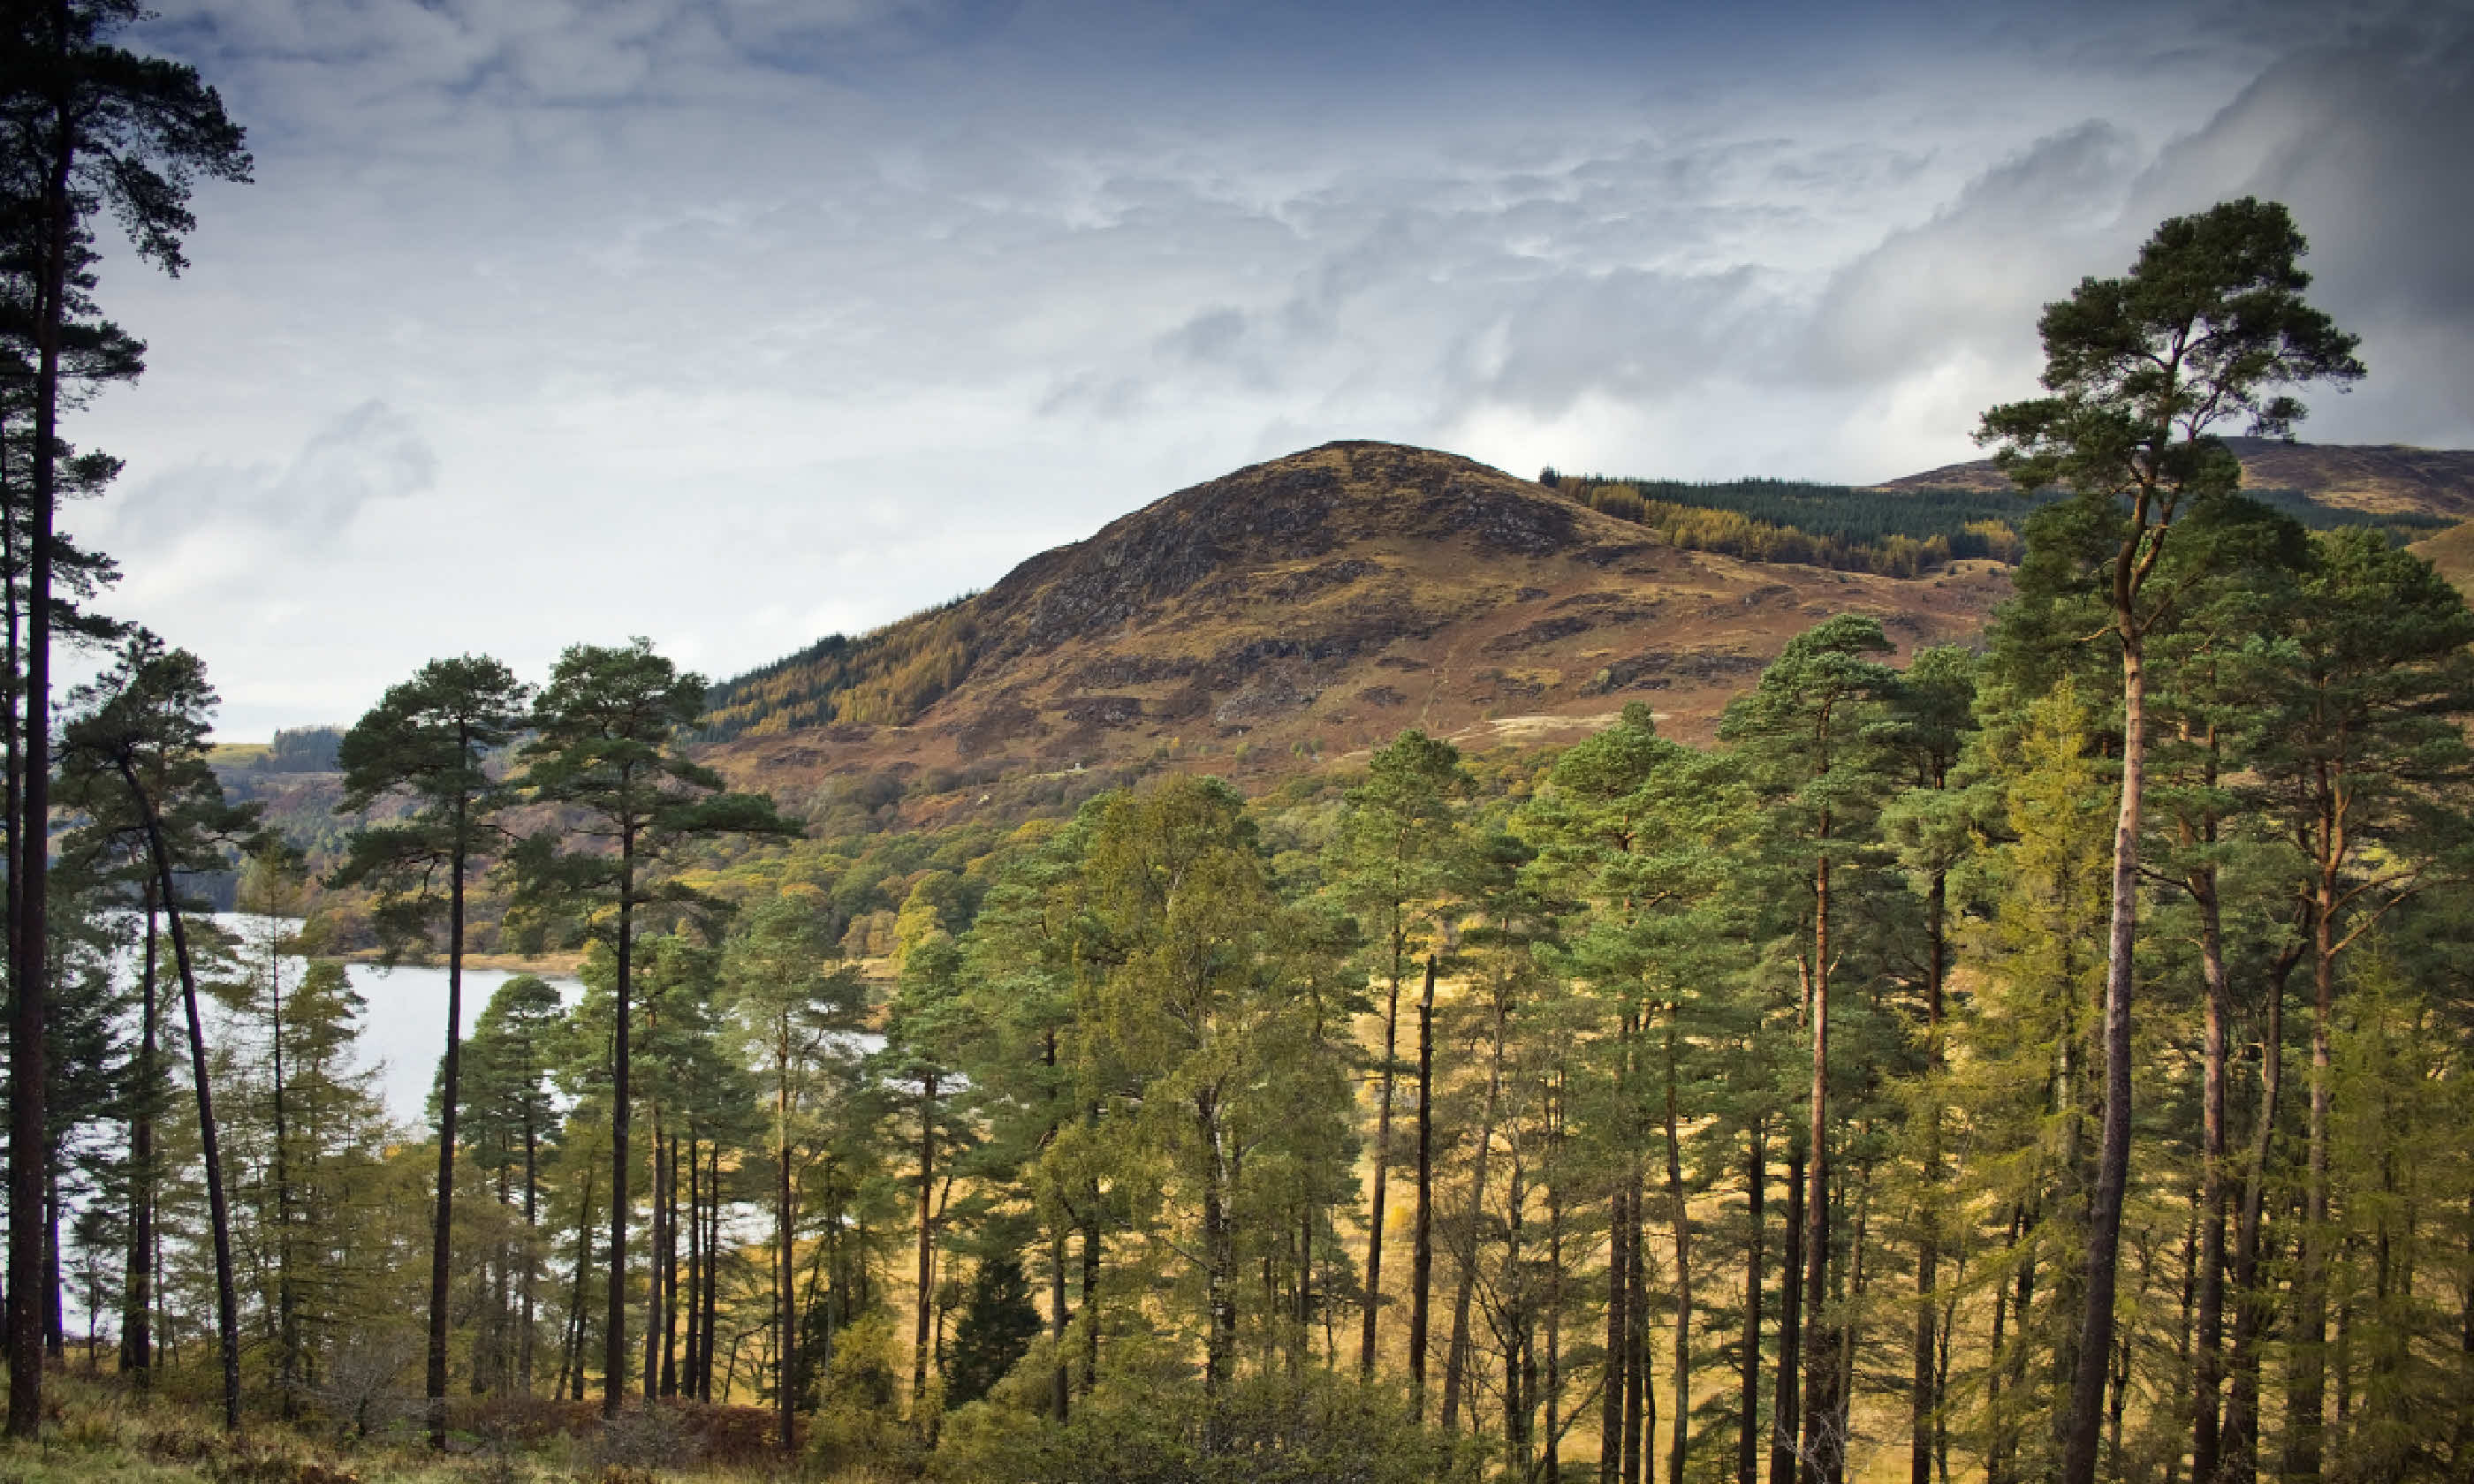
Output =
[{"x1": 0, "y1": 1374, "x2": 816, "y2": 1484}]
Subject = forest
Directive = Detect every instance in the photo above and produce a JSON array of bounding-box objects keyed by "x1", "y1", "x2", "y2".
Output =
[
  {"x1": 1534, "y1": 473, "x2": 2446, "y2": 579},
  {"x1": 1, "y1": 5, "x2": 2470, "y2": 1484}
]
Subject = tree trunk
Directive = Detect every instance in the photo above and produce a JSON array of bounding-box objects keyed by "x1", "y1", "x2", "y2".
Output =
[
  {"x1": 120, "y1": 891, "x2": 158, "y2": 1385},
  {"x1": 1545, "y1": 1075, "x2": 1566, "y2": 1484},
  {"x1": 522, "y1": 1102, "x2": 539, "y2": 1395},
  {"x1": 2287, "y1": 873, "x2": 2339, "y2": 1483},
  {"x1": 1914, "y1": 871, "x2": 1947, "y2": 1484},
  {"x1": 914, "y1": 1071, "x2": 939, "y2": 1425},
  {"x1": 1201, "y1": 1093, "x2": 1236, "y2": 1449},
  {"x1": 700, "y1": 1143, "x2": 719, "y2": 1403},
  {"x1": 1740, "y1": 1123, "x2": 1765, "y2": 1484},
  {"x1": 2225, "y1": 949, "x2": 2297, "y2": 1483},
  {"x1": 660, "y1": 1133, "x2": 679, "y2": 1397},
  {"x1": 1409, "y1": 956, "x2": 1437, "y2": 1419},
  {"x1": 148, "y1": 821, "x2": 240, "y2": 1430},
  {"x1": 1801, "y1": 844, "x2": 1834, "y2": 1484},
  {"x1": 604, "y1": 829, "x2": 635, "y2": 1419},
  {"x1": 1772, "y1": 1137, "x2": 1804, "y2": 1484},
  {"x1": 1362, "y1": 957, "x2": 1403, "y2": 1376},
  {"x1": 1442, "y1": 980, "x2": 1509, "y2": 1433},
  {"x1": 270, "y1": 920, "x2": 298, "y2": 1420},
  {"x1": 2061, "y1": 624, "x2": 2145, "y2": 1484},
  {"x1": 1627, "y1": 1160, "x2": 1649, "y2": 1484},
  {"x1": 777, "y1": 1025, "x2": 796, "y2": 1454},
  {"x1": 2189, "y1": 852, "x2": 2231, "y2": 1481},
  {"x1": 427, "y1": 829, "x2": 467, "y2": 1442},
  {"x1": 1605, "y1": 1170, "x2": 1631, "y2": 1484},
  {"x1": 643, "y1": 1105, "x2": 663, "y2": 1400},
  {"x1": 4, "y1": 93, "x2": 72, "y2": 1442},
  {"x1": 1666, "y1": 1017, "x2": 1693, "y2": 1484}
]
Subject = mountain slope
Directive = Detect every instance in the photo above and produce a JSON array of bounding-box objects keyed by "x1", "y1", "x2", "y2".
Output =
[
  {"x1": 705, "y1": 442, "x2": 2009, "y2": 803},
  {"x1": 1878, "y1": 436, "x2": 2474, "y2": 517}
]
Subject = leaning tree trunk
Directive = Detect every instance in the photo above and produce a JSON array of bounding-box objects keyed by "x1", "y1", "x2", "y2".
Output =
[
  {"x1": 1362, "y1": 950, "x2": 1404, "y2": 1377},
  {"x1": 136, "y1": 787, "x2": 240, "y2": 1431}
]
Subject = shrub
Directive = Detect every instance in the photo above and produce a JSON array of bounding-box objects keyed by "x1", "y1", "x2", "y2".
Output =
[{"x1": 935, "y1": 1367, "x2": 1471, "y2": 1484}]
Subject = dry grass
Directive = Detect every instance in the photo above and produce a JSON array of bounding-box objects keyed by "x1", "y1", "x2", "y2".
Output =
[{"x1": 0, "y1": 1374, "x2": 816, "y2": 1484}]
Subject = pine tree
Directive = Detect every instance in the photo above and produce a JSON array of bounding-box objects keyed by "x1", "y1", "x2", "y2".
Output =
[
  {"x1": 509, "y1": 638, "x2": 797, "y2": 1416},
  {"x1": 0, "y1": 7, "x2": 247, "y2": 1427},
  {"x1": 1977, "y1": 200, "x2": 2364, "y2": 1484}
]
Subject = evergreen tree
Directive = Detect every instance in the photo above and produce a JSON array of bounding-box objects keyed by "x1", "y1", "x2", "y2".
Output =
[
  {"x1": 1977, "y1": 200, "x2": 2364, "y2": 1484},
  {"x1": 331, "y1": 655, "x2": 530, "y2": 1444},
  {"x1": 0, "y1": 6, "x2": 248, "y2": 1428},
  {"x1": 508, "y1": 638, "x2": 797, "y2": 1416},
  {"x1": 57, "y1": 635, "x2": 262, "y2": 1427}
]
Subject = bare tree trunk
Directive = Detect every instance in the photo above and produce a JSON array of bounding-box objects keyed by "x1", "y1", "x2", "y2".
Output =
[
  {"x1": 700, "y1": 1143, "x2": 719, "y2": 1403},
  {"x1": 1409, "y1": 956, "x2": 1437, "y2": 1420},
  {"x1": 2192, "y1": 856, "x2": 2230, "y2": 1482},
  {"x1": 913, "y1": 1071, "x2": 939, "y2": 1426},
  {"x1": 2062, "y1": 625, "x2": 2145, "y2": 1484},
  {"x1": 1772, "y1": 1137, "x2": 1804, "y2": 1484},
  {"x1": 1914, "y1": 870, "x2": 1947, "y2": 1484},
  {"x1": 120, "y1": 890, "x2": 158, "y2": 1386},
  {"x1": 1627, "y1": 1159, "x2": 1649, "y2": 1484},
  {"x1": 148, "y1": 829, "x2": 240, "y2": 1430},
  {"x1": 428, "y1": 822, "x2": 468, "y2": 1443},
  {"x1": 777, "y1": 1033, "x2": 797, "y2": 1454},
  {"x1": 1362, "y1": 958, "x2": 1403, "y2": 1376},
  {"x1": 4, "y1": 95, "x2": 72, "y2": 1442},
  {"x1": 1605, "y1": 1170, "x2": 1631, "y2": 1484},
  {"x1": 521, "y1": 1106, "x2": 538, "y2": 1394},
  {"x1": 1740, "y1": 1123, "x2": 1765, "y2": 1484},
  {"x1": 1442, "y1": 980, "x2": 1509, "y2": 1433},
  {"x1": 603, "y1": 832, "x2": 635, "y2": 1418},
  {"x1": 1800, "y1": 844, "x2": 1835, "y2": 1484},
  {"x1": 1545, "y1": 1071, "x2": 1566, "y2": 1484},
  {"x1": 1666, "y1": 1016, "x2": 1693, "y2": 1484},
  {"x1": 2225, "y1": 949, "x2": 2297, "y2": 1483},
  {"x1": 2287, "y1": 875, "x2": 2339, "y2": 1484}
]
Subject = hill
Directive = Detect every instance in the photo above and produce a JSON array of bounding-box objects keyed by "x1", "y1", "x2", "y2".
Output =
[
  {"x1": 1878, "y1": 436, "x2": 2474, "y2": 517},
  {"x1": 702, "y1": 442, "x2": 2011, "y2": 813}
]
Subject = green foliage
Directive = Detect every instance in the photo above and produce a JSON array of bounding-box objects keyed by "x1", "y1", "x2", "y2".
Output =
[
  {"x1": 935, "y1": 1367, "x2": 1470, "y2": 1484},
  {"x1": 945, "y1": 1253, "x2": 1042, "y2": 1409}
]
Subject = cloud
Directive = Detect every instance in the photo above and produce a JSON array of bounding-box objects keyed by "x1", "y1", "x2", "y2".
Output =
[
  {"x1": 2122, "y1": 29, "x2": 2474, "y2": 443},
  {"x1": 102, "y1": 400, "x2": 436, "y2": 558}
]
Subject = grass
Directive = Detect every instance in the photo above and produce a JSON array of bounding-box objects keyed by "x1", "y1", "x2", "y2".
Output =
[{"x1": 0, "y1": 1373, "x2": 845, "y2": 1484}]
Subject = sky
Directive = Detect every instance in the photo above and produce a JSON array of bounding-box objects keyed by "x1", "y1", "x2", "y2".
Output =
[{"x1": 51, "y1": 0, "x2": 2474, "y2": 738}]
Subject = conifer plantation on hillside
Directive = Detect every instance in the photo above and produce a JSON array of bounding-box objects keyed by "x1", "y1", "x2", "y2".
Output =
[{"x1": 0, "y1": 9, "x2": 2471, "y2": 1482}]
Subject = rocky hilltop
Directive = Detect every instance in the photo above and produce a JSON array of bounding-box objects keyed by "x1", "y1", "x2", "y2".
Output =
[{"x1": 704, "y1": 442, "x2": 2010, "y2": 801}]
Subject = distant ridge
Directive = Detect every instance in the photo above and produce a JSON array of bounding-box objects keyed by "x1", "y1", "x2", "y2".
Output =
[{"x1": 1876, "y1": 436, "x2": 2474, "y2": 518}]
